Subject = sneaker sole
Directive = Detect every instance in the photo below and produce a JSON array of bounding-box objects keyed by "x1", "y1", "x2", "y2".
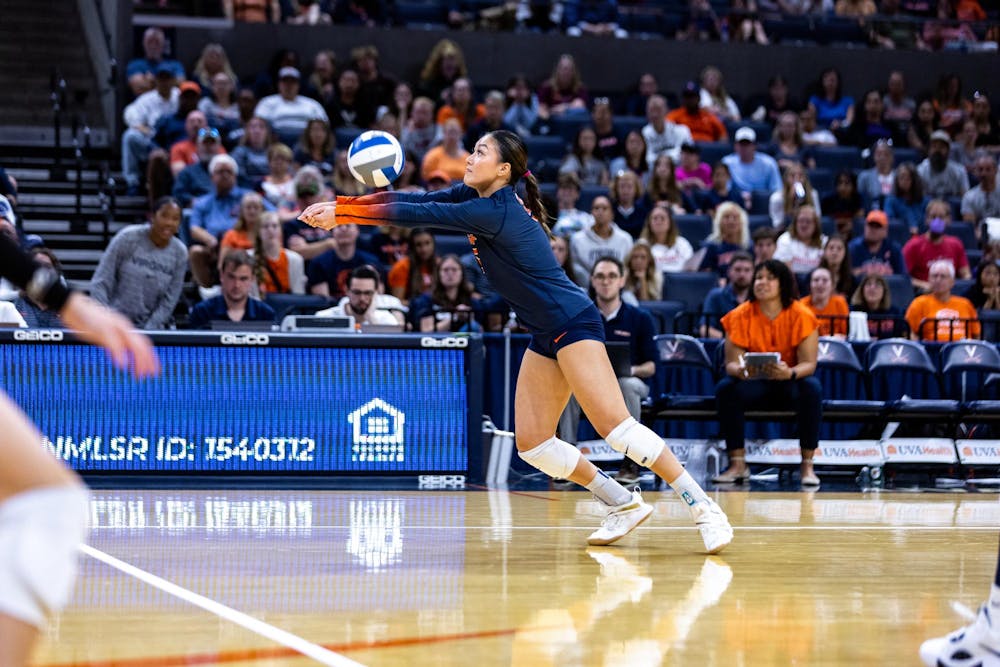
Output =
[{"x1": 586, "y1": 504, "x2": 653, "y2": 547}]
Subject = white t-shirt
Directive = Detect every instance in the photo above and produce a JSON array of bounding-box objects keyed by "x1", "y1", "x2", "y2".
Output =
[
  {"x1": 774, "y1": 232, "x2": 827, "y2": 274},
  {"x1": 652, "y1": 237, "x2": 694, "y2": 273}
]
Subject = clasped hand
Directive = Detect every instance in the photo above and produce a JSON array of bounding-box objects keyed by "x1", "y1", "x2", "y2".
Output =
[
  {"x1": 298, "y1": 201, "x2": 338, "y2": 230},
  {"x1": 745, "y1": 361, "x2": 792, "y2": 380}
]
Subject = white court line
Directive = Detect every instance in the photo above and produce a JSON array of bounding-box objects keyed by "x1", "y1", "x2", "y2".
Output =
[
  {"x1": 90, "y1": 525, "x2": 1000, "y2": 531},
  {"x1": 79, "y1": 544, "x2": 367, "y2": 667}
]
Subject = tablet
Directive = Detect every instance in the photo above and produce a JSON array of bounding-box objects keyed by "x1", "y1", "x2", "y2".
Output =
[{"x1": 743, "y1": 352, "x2": 780, "y2": 367}]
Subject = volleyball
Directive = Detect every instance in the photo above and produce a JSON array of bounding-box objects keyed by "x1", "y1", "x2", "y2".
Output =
[{"x1": 347, "y1": 131, "x2": 405, "y2": 188}]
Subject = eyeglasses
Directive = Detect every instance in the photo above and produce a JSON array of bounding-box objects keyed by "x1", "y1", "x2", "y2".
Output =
[{"x1": 592, "y1": 273, "x2": 621, "y2": 281}]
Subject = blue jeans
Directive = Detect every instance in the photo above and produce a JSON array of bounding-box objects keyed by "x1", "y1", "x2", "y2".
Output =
[
  {"x1": 121, "y1": 128, "x2": 153, "y2": 188},
  {"x1": 715, "y1": 376, "x2": 823, "y2": 452}
]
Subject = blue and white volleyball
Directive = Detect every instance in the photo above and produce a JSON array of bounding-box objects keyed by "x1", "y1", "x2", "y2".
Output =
[{"x1": 347, "y1": 131, "x2": 405, "y2": 188}]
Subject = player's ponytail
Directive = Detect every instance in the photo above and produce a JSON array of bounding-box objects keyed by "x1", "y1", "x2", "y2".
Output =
[{"x1": 489, "y1": 130, "x2": 553, "y2": 237}]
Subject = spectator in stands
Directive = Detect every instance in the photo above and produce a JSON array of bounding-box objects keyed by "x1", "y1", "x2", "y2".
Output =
[
  {"x1": 857, "y1": 139, "x2": 896, "y2": 207},
  {"x1": 226, "y1": 87, "x2": 260, "y2": 147},
  {"x1": 421, "y1": 119, "x2": 470, "y2": 183},
  {"x1": 608, "y1": 130, "x2": 649, "y2": 185},
  {"x1": 769, "y1": 162, "x2": 822, "y2": 228},
  {"x1": 884, "y1": 162, "x2": 928, "y2": 234},
  {"x1": 799, "y1": 105, "x2": 838, "y2": 146},
  {"x1": 172, "y1": 127, "x2": 226, "y2": 207},
  {"x1": 591, "y1": 97, "x2": 621, "y2": 159},
  {"x1": 252, "y1": 212, "x2": 306, "y2": 296},
  {"x1": 550, "y1": 234, "x2": 588, "y2": 288},
  {"x1": 838, "y1": 89, "x2": 905, "y2": 149},
  {"x1": 503, "y1": 74, "x2": 539, "y2": 137},
  {"x1": 89, "y1": 196, "x2": 187, "y2": 330},
  {"x1": 623, "y1": 240, "x2": 662, "y2": 302},
  {"x1": 714, "y1": 259, "x2": 822, "y2": 485},
  {"x1": 722, "y1": 126, "x2": 782, "y2": 196},
  {"x1": 882, "y1": 71, "x2": 916, "y2": 128},
  {"x1": 389, "y1": 227, "x2": 438, "y2": 303},
  {"x1": 331, "y1": 150, "x2": 368, "y2": 197},
  {"x1": 551, "y1": 173, "x2": 595, "y2": 238},
  {"x1": 961, "y1": 152, "x2": 1000, "y2": 236},
  {"x1": 254, "y1": 67, "x2": 329, "y2": 145},
  {"x1": 676, "y1": 143, "x2": 712, "y2": 196},
  {"x1": 150, "y1": 82, "x2": 205, "y2": 155},
  {"x1": 753, "y1": 226, "x2": 779, "y2": 264},
  {"x1": 770, "y1": 112, "x2": 815, "y2": 171},
  {"x1": 353, "y1": 48, "x2": 396, "y2": 111},
  {"x1": 726, "y1": 0, "x2": 770, "y2": 44},
  {"x1": 646, "y1": 154, "x2": 696, "y2": 213},
  {"x1": 695, "y1": 161, "x2": 742, "y2": 214},
  {"x1": 126, "y1": 27, "x2": 185, "y2": 98},
  {"x1": 219, "y1": 192, "x2": 266, "y2": 264},
  {"x1": 315, "y1": 264, "x2": 398, "y2": 325},
  {"x1": 563, "y1": 0, "x2": 628, "y2": 37},
  {"x1": 801, "y1": 265, "x2": 849, "y2": 337},
  {"x1": 668, "y1": 82, "x2": 727, "y2": 144},
  {"x1": 410, "y1": 255, "x2": 483, "y2": 332},
  {"x1": 188, "y1": 251, "x2": 276, "y2": 328},
  {"x1": 260, "y1": 143, "x2": 296, "y2": 210},
  {"x1": 401, "y1": 97, "x2": 441, "y2": 165},
  {"x1": 933, "y1": 73, "x2": 972, "y2": 135},
  {"x1": 11, "y1": 248, "x2": 64, "y2": 328},
  {"x1": 849, "y1": 209, "x2": 907, "y2": 276},
  {"x1": 821, "y1": 234, "x2": 855, "y2": 295},
  {"x1": 191, "y1": 43, "x2": 237, "y2": 95},
  {"x1": 749, "y1": 75, "x2": 801, "y2": 127},
  {"x1": 699, "y1": 66, "x2": 741, "y2": 121},
  {"x1": 305, "y1": 49, "x2": 337, "y2": 107},
  {"x1": 391, "y1": 82, "x2": 413, "y2": 131},
  {"x1": 835, "y1": 0, "x2": 876, "y2": 18},
  {"x1": 971, "y1": 92, "x2": 1000, "y2": 150},
  {"x1": 324, "y1": 68, "x2": 374, "y2": 130},
  {"x1": 610, "y1": 169, "x2": 649, "y2": 238},
  {"x1": 965, "y1": 260, "x2": 1000, "y2": 311},
  {"x1": 284, "y1": 166, "x2": 338, "y2": 260},
  {"x1": 253, "y1": 49, "x2": 300, "y2": 100},
  {"x1": 465, "y1": 91, "x2": 513, "y2": 151},
  {"x1": 676, "y1": 0, "x2": 723, "y2": 41},
  {"x1": 437, "y1": 77, "x2": 485, "y2": 132},
  {"x1": 821, "y1": 170, "x2": 864, "y2": 239},
  {"x1": 871, "y1": 0, "x2": 928, "y2": 49},
  {"x1": 168, "y1": 113, "x2": 213, "y2": 177},
  {"x1": 808, "y1": 67, "x2": 854, "y2": 130},
  {"x1": 122, "y1": 65, "x2": 179, "y2": 195},
  {"x1": 908, "y1": 99, "x2": 940, "y2": 154},
  {"x1": 425, "y1": 170, "x2": 453, "y2": 192},
  {"x1": 903, "y1": 199, "x2": 972, "y2": 290},
  {"x1": 906, "y1": 259, "x2": 980, "y2": 340},
  {"x1": 775, "y1": 204, "x2": 827, "y2": 273},
  {"x1": 850, "y1": 273, "x2": 903, "y2": 338},
  {"x1": 621, "y1": 72, "x2": 659, "y2": 118},
  {"x1": 286, "y1": 0, "x2": 332, "y2": 24},
  {"x1": 231, "y1": 116, "x2": 273, "y2": 190},
  {"x1": 640, "y1": 203, "x2": 695, "y2": 273},
  {"x1": 699, "y1": 201, "x2": 751, "y2": 276},
  {"x1": 368, "y1": 225, "x2": 409, "y2": 268},
  {"x1": 199, "y1": 73, "x2": 241, "y2": 138},
  {"x1": 701, "y1": 250, "x2": 754, "y2": 337},
  {"x1": 223, "y1": 0, "x2": 282, "y2": 21},
  {"x1": 558, "y1": 256, "x2": 656, "y2": 485},
  {"x1": 307, "y1": 222, "x2": 381, "y2": 299},
  {"x1": 560, "y1": 126, "x2": 609, "y2": 187},
  {"x1": 950, "y1": 119, "x2": 982, "y2": 174},
  {"x1": 571, "y1": 195, "x2": 634, "y2": 276},
  {"x1": 642, "y1": 95, "x2": 693, "y2": 167},
  {"x1": 918, "y1": 130, "x2": 970, "y2": 199},
  {"x1": 293, "y1": 119, "x2": 336, "y2": 177},
  {"x1": 537, "y1": 54, "x2": 590, "y2": 121},
  {"x1": 418, "y1": 39, "x2": 467, "y2": 105}
]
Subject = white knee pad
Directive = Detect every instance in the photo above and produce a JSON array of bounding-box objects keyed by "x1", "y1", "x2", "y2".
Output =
[
  {"x1": 0, "y1": 485, "x2": 90, "y2": 628},
  {"x1": 519, "y1": 437, "x2": 581, "y2": 480},
  {"x1": 605, "y1": 417, "x2": 665, "y2": 467}
]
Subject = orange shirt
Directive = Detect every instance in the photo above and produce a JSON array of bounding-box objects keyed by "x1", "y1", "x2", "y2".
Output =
[
  {"x1": 258, "y1": 250, "x2": 291, "y2": 295},
  {"x1": 905, "y1": 293, "x2": 980, "y2": 341},
  {"x1": 666, "y1": 108, "x2": 727, "y2": 143},
  {"x1": 721, "y1": 300, "x2": 819, "y2": 366},
  {"x1": 800, "y1": 294, "x2": 849, "y2": 337},
  {"x1": 220, "y1": 228, "x2": 255, "y2": 252},
  {"x1": 420, "y1": 145, "x2": 470, "y2": 183},
  {"x1": 436, "y1": 104, "x2": 485, "y2": 131},
  {"x1": 388, "y1": 256, "x2": 434, "y2": 299}
]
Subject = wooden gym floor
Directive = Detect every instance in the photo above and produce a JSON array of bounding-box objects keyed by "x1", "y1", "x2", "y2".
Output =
[{"x1": 32, "y1": 488, "x2": 999, "y2": 667}]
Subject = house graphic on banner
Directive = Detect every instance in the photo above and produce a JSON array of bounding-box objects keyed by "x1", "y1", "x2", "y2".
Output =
[{"x1": 348, "y1": 398, "x2": 406, "y2": 447}]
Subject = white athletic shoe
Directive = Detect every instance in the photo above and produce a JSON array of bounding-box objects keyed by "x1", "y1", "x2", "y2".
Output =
[
  {"x1": 587, "y1": 490, "x2": 653, "y2": 546},
  {"x1": 691, "y1": 498, "x2": 734, "y2": 554},
  {"x1": 920, "y1": 604, "x2": 1000, "y2": 667}
]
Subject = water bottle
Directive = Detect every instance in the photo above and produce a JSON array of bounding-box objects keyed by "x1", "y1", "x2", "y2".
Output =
[
  {"x1": 870, "y1": 466, "x2": 884, "y2": 488},
  {"x1": 856, "y1": 466, "x2": 871, "y2": 490}
]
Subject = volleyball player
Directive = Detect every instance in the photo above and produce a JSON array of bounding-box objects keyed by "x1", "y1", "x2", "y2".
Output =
[
  {"x1": 0, "y1": 234, "x2": 159, "y2": 666},
  {"x1": 300, "y1": 130, "x2": 733, "y2": 553},
  {"x1": 920, "y1": 539, "x2": 1000, "y2": 666}
]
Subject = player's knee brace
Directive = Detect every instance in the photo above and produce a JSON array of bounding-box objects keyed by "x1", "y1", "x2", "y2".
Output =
[
  {"x1": 605, "y1": 417, "x2": 665, "y2": 467},
  {"x1": 0, "y1": 485, "x2": 90, "y2": 628},
  {"x1": 518, "y1": 436, "x2": 581, "y2": 480}
]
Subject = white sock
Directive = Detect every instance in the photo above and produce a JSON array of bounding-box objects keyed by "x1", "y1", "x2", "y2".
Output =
[
  {"x1": 586, "y1": 469, "x2": 634, "y2": 507},
  {"x1": 668, "y1": 471, "x2": 710, "y2": 509},
  {"x1": 990, "y1": 583, "x2": 1000, "y2": 610}
]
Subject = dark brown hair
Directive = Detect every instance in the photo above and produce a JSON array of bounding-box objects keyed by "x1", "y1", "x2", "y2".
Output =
[{"x1": 487, "y1": 130, "x2": 552, "y2": 235}]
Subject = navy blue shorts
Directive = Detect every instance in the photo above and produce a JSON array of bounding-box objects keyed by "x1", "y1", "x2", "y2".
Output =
[{"x1": 528, "y1": 305, "x2": 605, "y2": 360}]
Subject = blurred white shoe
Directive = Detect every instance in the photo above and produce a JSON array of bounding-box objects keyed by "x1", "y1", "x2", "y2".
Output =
[
  {"x1": 691, "y1": 498, "x2": 734, "y2": 554},
  {"x1": 920, "y1": 603, "x2": 1000, "y2": 667},
  {"x1": 586, "y1": 489, "x2": 653, "y2": 546}
]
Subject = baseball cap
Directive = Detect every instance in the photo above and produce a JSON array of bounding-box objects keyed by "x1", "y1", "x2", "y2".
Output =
[
  {"x1": 278, "y1": 67, "x2": 301, "y2": 80},
  {"x1": 154, "y1": 62, "x2": 177, "y2": 77},
  {"x1": 427, "y1": 170, "x2": 451, "y2": 183},
  {"x1": 179, "y1": 80, "x2": 201, "y2": 95},
  {"x1": 682, "y1": 80, "x2": 700, "y2": 95},
  {"x1": 930, "y1": 129, "x2": 951, "y2": 146},
  {"x1": 865, "y1": 210, "x2": 888, "y2": 227},
  {"x1": 0, "y1": 194, "x2": 15, "y2": 224},
  {"x1": 734, "y1": 126, "x2": 757, "y2": 143}
]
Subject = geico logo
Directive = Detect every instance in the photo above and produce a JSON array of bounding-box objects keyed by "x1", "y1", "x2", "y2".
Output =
[
  {"x1": 13, "y1": 330, "x2": 65, "y2": 342},
  {"x1": 220, "y1": 333, "x2": 270, "y2": 345},
  {"x1": 420, "y1": 336, "x2": 468, "y2": 348}
]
